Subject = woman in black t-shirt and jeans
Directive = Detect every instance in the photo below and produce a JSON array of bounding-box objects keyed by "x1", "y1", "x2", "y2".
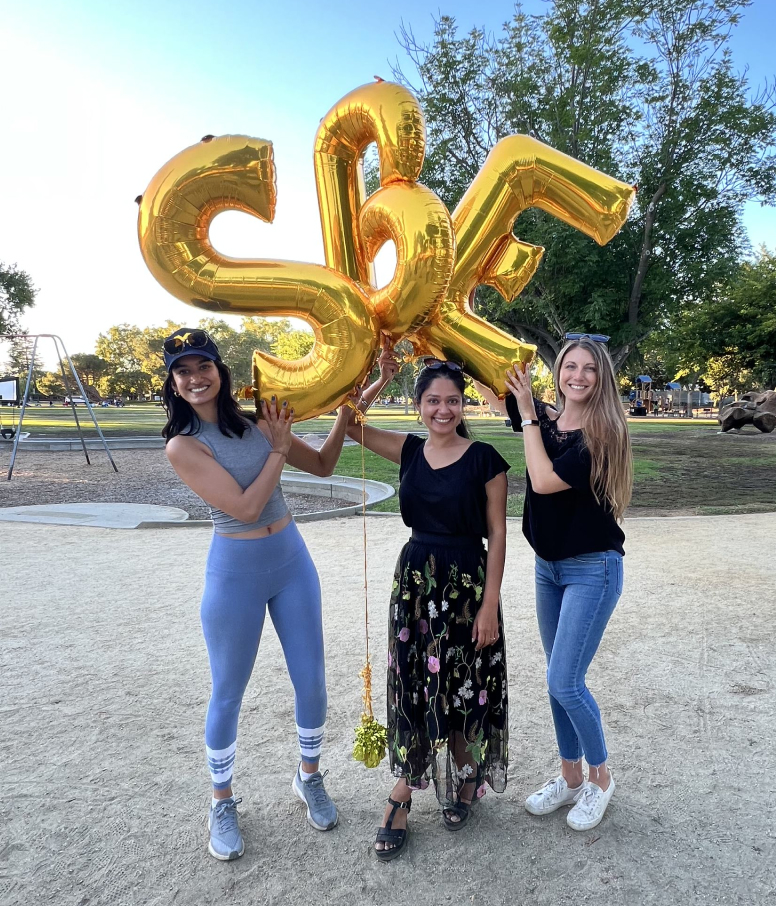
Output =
[
  {"x1": 345, "y1": 357, "x2": 510, "y2": 861},
  {"x1": 504, "y1": 335, "x2": 632, "y2": 832}
]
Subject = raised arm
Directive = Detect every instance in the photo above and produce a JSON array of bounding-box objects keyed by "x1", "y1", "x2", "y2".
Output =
[
  {"x1": 472, "y1": 380, "x2": 508, "y2": 417},
  {"x1": 282, "y1": 393, "x2": 357, "y2": 476},
  {"x1": 505, "y1": 366, "x2": 571, "y2": 495},
  {"x1": 344, "y1": 340, "x2": 407, "y2": 464}
]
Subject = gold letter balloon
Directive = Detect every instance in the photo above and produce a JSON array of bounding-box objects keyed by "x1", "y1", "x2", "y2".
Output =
[{"x1": 137, "y1": 81, "x2": 636, "y2": 417}]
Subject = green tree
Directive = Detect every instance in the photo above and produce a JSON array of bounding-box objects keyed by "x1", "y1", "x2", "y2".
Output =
[
  {"x1": 195, "y1": 317, "x2": 293, "y2": 387},
  {"x1": 101, "y1": 370, "x2": 153, "y2": 400},
  {"x1": 671, "y1": 247, "x2": 776, "y2": 391},
  {"x1": 272, "y1": 330, "x2": 315, "y2": 361},
  {"x1": 70, "y1": 353, "x2": 114, "y2": 387},
  {"x1": 93, "y1": 318, "x2": 311, "y2": 393},
  {"x1": 700, "y1": 355, "x2": 754, "y2": 403},
  {"x1": 1, "y1": 336, "x2": 45, "y2": 390},
  {"x1": 394, "y1": 0, "x2": 776, "y2": 370},
  {"x1": 95, "y1": 324, "x2": 146, "y2": 372},
  {"x1": 0, "y1": 262, "x2": 36, "y2": 334},
  {"x1": 36, "y1": 371, "x2": 66, "y2": 398}
]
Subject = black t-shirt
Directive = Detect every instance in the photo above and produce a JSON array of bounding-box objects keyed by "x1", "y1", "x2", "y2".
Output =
[
  {"x1": 506, "y1": 395, "x2": 625, "y2": 560},
  {"x1": 399, "y1": 434, "x2": 510, "y2": 538}
]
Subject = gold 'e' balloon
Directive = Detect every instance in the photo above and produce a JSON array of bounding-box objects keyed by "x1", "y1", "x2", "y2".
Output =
[
  {"x1": 413, "y1": 136, "x2": 636, "y2": 394},
  {"x1": 136, "y1": 135, "x2": 381, "y2": 420}
]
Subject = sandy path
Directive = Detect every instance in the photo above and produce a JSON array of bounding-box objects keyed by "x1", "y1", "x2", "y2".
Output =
[{"x1": 1, "y1": 514, "x2": 774, "y2": 905}]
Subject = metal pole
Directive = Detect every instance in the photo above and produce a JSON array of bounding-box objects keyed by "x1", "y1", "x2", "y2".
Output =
[
  {"x1": 54, "y1": 337, "x2": 92, "y2": 466},
  {"x1": 7, "y1": 336, "x2": 38, "y2": 480},
  {"x1": 55, "y1": 335, "x2": 118, "y2": 473}
]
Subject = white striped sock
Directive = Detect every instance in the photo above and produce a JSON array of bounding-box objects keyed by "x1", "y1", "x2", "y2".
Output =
[{"x1": 296, "y1": 723, "x2": 325, "y2": 760}]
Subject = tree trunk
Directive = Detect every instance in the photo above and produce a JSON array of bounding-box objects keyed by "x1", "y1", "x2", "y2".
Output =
[{"x1": 628, "y1": 182, "x2": 667, "y2": 328}]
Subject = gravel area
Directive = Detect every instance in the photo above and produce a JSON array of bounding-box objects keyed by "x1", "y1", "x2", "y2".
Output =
[
  {"x1": 0, "y1": 449, "x2": 352, "y2": 518},
  {"x1": 2, "y1": 513, "x2": 775, "y2": 905}
]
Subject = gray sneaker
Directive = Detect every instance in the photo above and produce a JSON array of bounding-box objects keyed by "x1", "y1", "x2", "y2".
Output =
[
  {"x1": 208, "y1": 796, "x2": 245, "y2": 860},
  {"x1": 292, "y1": 766, "x2": 339, "y2": 831}
]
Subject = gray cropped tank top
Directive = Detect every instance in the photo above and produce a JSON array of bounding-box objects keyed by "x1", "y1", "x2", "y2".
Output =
[{"x1": 192, "y1": 419, "x2": 289, "y2": 534}]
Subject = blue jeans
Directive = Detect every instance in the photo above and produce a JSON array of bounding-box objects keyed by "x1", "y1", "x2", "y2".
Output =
[{"x1": 534, "y1": 551, "x2": 623, "y2": 767}]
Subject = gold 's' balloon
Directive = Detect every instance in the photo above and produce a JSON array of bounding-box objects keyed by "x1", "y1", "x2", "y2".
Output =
[
  {"x1": 412, "y1": 135, "x2": 636, "y2": 395},
  {"x1": 137, "y1": 135, "x2": 380, "y2": 420}
]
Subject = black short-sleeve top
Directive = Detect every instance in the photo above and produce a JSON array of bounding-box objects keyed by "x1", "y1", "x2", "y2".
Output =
[
  {"x1": 505, "y1": 395, "x2": 625, "y2": 560},
  {"x1": 398, "y1": 434, "x2": 510, "y2": 539}
]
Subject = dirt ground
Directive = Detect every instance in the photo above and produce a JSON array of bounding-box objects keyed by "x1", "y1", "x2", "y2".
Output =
[
  {"x1": 1, "y1": 513, "x2": 774, "y2": 906},
  {"x1": 0, "y1": 450, "x2": 351, "y2": 518}
]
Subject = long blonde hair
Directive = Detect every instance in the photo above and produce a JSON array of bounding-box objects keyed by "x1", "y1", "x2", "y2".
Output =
[{"x1": 552, "y1": 339, "x2": 633, "y2": 521}]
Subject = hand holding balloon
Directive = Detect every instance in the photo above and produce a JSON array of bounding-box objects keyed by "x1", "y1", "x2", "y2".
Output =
[
  {"x1": 505, "y1": 364, "x2": 537, "y2": 422},
  {"x1": 377, "y1": 338, "x2": 400, "y2": 384},
  {"x1": 260, "y1": 397, "x2": 295, "y2": 456}
]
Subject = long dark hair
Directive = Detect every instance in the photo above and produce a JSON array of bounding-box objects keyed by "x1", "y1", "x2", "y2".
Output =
[
  {"x1": 161, "y1": 358, "x2": 255, "y2": 442},
  {"x1": 413, "y1": 363, "x2": 472, "y2": 439}
]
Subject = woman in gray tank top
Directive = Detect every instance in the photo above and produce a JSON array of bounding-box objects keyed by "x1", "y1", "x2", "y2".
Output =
[{"x1": 160, "y1": 327, "x2": 363, "y2": 861}]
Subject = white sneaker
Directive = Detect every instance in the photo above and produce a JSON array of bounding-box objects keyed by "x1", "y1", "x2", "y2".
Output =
[
  {"x1": 567, "y1": 774, "x2": 615, "y2": 831},
  {"x1": 525, "y1": 775, "x2": 585, "y2": 816}
]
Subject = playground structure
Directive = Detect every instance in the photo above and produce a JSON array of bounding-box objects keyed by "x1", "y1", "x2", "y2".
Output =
[
  {"x1": 0, "y1": 334, "x2": 117, "y2": 480},
  {"x1": 628, "y1": 377, "x2": 714, "y2": 418},
  {"x1": 629, "y1": 375, "x2": 654, "y2": 416}
]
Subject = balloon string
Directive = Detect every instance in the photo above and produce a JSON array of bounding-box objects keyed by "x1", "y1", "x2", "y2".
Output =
[
  {"x1": 347, "y1": 400, "x2": 373, "y2": 719},
  {"x1": 361, "y1": 414, "x2": 372, "y2": 717}
]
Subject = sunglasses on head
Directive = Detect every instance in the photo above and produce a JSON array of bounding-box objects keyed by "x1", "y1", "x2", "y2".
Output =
[
  {"x1": 564, "y1": 332, "x2": 610, "y2": 343},
  {"x1": 421, "y1": 358, "x2": 463, "y2": 372},
  {"x1": 163, "y1": 330, "x2": 212, "y2": 355}
]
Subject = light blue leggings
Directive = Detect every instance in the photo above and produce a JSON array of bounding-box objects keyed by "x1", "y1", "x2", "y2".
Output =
[{"x1": 200, "y1": 521, "x2": 327, "y2": 790}]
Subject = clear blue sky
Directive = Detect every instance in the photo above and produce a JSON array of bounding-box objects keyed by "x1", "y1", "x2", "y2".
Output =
[{"x1": 2, "y1": 0, "x2": 774, "y2": 360}]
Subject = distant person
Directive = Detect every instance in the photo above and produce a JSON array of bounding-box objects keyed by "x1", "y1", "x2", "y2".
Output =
[
  {"x1": 504, "y1": 333, "x2": 632, "y2": 832},
  {"x1": 160, "y1": 327, "x2": 356, "y2": 861}
]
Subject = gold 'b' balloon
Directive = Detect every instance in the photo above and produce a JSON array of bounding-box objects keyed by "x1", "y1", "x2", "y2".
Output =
[
  {"x1": 412, "y1": 135, "x2": 636, "y2": 394},
  {"x1": 314, "y1": 82, "x2": 455, "y2": 343},
  {"x1": 136, "y1": 136, "x2": 380, "y2": 420}
]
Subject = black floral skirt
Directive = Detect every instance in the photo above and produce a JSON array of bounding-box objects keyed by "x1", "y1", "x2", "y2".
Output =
[{"x1": 387, "y1": 532, "x2": 509, "y2": 809}]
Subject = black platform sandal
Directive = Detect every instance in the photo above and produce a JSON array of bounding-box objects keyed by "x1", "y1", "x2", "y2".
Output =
[
  {"x1": 442, "y1": 799, "x2": 472, "y2": 831},
  {"x1": 374, "y1": 796, "x2": 411, "y2": 862}
]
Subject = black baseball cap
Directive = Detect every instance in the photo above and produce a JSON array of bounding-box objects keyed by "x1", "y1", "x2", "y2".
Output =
[{"x1": 163, "y1": 328, "x2": 221, "y2": 370}]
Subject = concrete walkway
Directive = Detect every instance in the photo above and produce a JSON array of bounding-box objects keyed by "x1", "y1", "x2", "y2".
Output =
[
  {"x1": 0, "y1": 502, "x2": 190, "y2": 528},
  {"x1": 1, "y1": 513, "x2": 774, "y2": 906}
]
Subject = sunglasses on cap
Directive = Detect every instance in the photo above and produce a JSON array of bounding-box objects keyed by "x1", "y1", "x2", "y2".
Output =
[
  {"x1": 421, "y1": 358, "x2": 463, "y2": 372},
  {"x1": 564, "y1": 332, "x2": 610, "y2": 343},
  {"x1": 163, "y1": 330, "x2": 213, "y2": 355}
]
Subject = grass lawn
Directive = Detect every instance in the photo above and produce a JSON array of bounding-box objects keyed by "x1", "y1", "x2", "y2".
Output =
[
  {"x1": 5, "y1": 405, "x2": 774, "y2": 517},
  {"x1": 330, "y1": 419, "x2": 776, "y2": 517},
  {"x1": 1, "y1": 403, "x2": 169, "y2": 436}
]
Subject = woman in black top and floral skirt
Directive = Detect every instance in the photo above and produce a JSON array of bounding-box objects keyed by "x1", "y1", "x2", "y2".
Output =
[{"x1": 346, "y1": 357, "x2": 510, "y2": 861}]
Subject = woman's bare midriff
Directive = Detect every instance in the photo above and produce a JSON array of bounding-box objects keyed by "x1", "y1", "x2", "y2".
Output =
[{"x1": 220, "y1": 512, "x2": 293, "y2": 540}]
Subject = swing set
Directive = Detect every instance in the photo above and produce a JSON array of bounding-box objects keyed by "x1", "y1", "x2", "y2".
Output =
[{"x1": 0, "y1": 333, "x2": 118, "y2": 481}]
